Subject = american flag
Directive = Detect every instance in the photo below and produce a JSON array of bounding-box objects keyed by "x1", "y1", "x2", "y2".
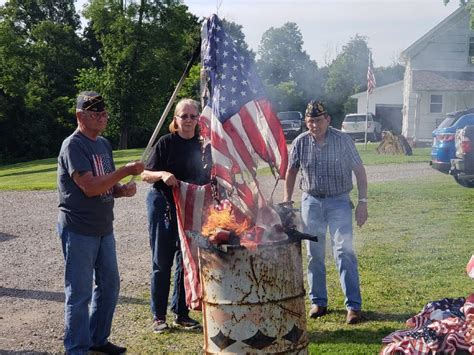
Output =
[
  {"x1": 92, "y1": 153, "x2": 114, "y2": 196},
  {"x1": 171, "y1": 14, "x2": 289, "y2": 310},
  {"x1": 367, "y1": 55, "x2": 376, "y2": 95},
  {"x1": 199, "y1": 14, "x2": 288, "y2": 224},
  {"x1": 173, "y1": 182, "x2": 213, "y2": 310}
]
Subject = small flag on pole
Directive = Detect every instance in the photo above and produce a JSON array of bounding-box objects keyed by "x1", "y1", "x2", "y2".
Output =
[{"x1": 367, "y1": 54, "x2": 376, "y2": 95}]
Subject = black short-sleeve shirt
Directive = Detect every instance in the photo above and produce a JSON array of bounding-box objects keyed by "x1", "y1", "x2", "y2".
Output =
[{"x1": 145, "y1": 133, "x2": 211, "y2": 203}]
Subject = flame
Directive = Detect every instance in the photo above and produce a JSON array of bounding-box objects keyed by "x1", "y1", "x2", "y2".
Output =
[{"x1": 202, "y1": 200, "x2": 251, "y2": 238}]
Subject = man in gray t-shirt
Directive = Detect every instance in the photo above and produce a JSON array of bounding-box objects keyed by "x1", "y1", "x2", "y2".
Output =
[{"x1": 57, "y1": 91, "x2": 144, "y2": 355}]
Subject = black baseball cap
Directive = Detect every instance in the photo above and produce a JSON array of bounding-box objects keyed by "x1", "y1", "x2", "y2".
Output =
[{"x1": 76, "y1": 91, "x2": 106, "y2": 112}]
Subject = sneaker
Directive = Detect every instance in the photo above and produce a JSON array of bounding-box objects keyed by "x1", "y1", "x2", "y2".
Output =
[
  {"x1": 89, "y1": 341, "x2": 126, "y2": 354},
  {"x1": 153, "y1": 319, "x2": 169, "y2": 333},
  {"x1": 173, "y1": 314, "x2": 202, "y2": 330}
]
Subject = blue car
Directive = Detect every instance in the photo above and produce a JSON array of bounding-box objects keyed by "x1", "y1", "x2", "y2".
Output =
[{"x1": 431, "y1": 110, "x2": 474, "y2": 173}]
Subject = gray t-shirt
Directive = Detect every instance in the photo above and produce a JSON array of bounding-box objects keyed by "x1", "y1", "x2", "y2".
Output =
[{"x1": 57, "y1": 130, "x2": 115, "y2": 236}]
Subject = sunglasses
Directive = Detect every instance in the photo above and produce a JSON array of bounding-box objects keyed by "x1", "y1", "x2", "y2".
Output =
[{"x1": 176, "y1": 114, "x2": 198, "y2": 120}]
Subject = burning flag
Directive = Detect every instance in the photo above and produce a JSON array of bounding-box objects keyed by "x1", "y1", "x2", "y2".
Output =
[
  {"x1": 172, "y1": 14, "x2": 289, "y2": 310},
  {"x1": 199, "y1": 14, "x2": 288, "y2": 223}
]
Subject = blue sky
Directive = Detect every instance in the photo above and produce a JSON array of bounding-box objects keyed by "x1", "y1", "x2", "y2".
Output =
[{"x1": 0, "y1": 0, "x2": 462, "y2": 67}]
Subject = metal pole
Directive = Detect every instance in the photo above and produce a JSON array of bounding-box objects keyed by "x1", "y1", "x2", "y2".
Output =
[{"x1": 365, "y1": 85, "x2": 369, "y2": 150}]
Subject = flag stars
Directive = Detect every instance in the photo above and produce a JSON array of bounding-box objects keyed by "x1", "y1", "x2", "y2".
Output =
[
  {"x1": 240, "y1": 91, "x2": 247, "y2": 96},
  {"x1": 224, "y1": 40, "x2": 229, "y2": 46},
  {"x1": 222, "y1": 63, "x2": 227, "y2": 68},
  {"x1": 241, "y1": 80, "x2": 247, "y2": 86},
  {"x1": 232, "y1": 65, "x2": 238, "y2": 71},
  {"x1": 231, "y1": 100, "x2": 237, "y2": 106},
  {"x1": 219, "y1": 96, "x2": 226, "y2": 102},
  {"x1": 231, "y1": 87, "x2": 236, "y2": 93},
  {"x1": 231, "y1": 76, "x2": 237, "y2": 82},
  {"x1": 223, "y1": 51, "x2": 228, "y2": 57}
]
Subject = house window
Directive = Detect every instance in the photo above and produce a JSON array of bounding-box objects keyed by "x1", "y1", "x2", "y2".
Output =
[
  {"x1": 430, "y1": 94, "x2": 443, "y2": 113},
  {"x1": 469, "y1": 36, "x2": 474, "y2": 64}
]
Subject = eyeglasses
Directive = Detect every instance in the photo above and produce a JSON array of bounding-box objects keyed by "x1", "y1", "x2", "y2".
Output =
[
  {"x1": 176, "y1": 114, "x2": 198, "y2": 120},
  {"x1": 81, "y1": 110, "x2": 108, "y2": 120}
]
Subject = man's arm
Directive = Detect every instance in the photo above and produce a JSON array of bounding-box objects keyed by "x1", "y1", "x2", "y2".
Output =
[
  {"x1": 141, "y1": 169, "x2": 178, "y2": 187},
  {"x1": 73, "y1": 161, "x2": 144, "y2": 197},
  {"x1": 353, "y1": 164, "x2": 368, "y2": 227},
  {"x1": 283, "y1": 167, "x2": 299, "y2": 202}
]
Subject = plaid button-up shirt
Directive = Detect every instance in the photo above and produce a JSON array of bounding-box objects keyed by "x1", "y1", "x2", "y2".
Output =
[{"x1": 288, "y1": 127, "x2": 363, "y2": 197}]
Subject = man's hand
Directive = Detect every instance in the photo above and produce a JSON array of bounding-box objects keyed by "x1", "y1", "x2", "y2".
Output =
[
  {"x1": 114, "y1": 182, "x2": 137, "y2": 198},
  {"x1": 125, "y1": 161, "x2": 144, "y2": 176},
  {"x1": 355, "y1": 202, "x2": 368, "y2": 227}
]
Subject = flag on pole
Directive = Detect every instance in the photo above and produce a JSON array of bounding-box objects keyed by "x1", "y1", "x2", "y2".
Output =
[
  {"x1": 199, "y1": 14, "x2": 288, "y2": 221},
  {"x1": 367, "y1": 55, "x2": 376, "y2": 95},
  {"x1": 172, "y1": 14, "x2": 289, "y2": 310}
]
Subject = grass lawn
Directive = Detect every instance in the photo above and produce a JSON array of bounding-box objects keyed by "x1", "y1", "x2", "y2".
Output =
[
  {"x1": 112, "y1": 174, "x2": 473, "y2": 354},
  {"x1": 0, "y1": 144, "x2": 430, "y2": 191}
]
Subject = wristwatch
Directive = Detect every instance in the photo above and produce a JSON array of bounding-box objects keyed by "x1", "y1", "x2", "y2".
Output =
[{"x1": 358, "y1": 198, "x2": 368, "y2": 203}]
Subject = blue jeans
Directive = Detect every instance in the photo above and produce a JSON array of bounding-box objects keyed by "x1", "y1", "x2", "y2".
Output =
[
  {"x1": 57, "y1": 224, "x2": 120, "y2": 355},
  {"x1": 301, "y1": 192, "x2": 362, "y2": 311},
  {"x1": 146, "y1": 188, "x2": 187, "y2": 320}
]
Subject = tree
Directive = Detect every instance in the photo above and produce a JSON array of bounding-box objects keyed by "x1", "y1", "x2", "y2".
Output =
[
  {"x1": 79, "y1": 0, "x2": 200, "y2": 149},
  {"x1": 0, "y1": 0, "x2": 85, "y2": 163},
  {"x1": 257, "y1": 22, "x2": 322, "y2": 111},
  {"x1": 324, "y1": 34, "x2": 372, "y2": 126}
]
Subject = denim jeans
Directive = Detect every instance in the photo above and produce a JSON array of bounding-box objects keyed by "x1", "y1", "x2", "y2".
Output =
[
  {"x1": 146, "y1": 188, "x2": 187, "y2": 320},
  {"x1": 57, "y1": 223, "x2": 120, "y2": 355},
  {"x1": 301, "y1": 192, "x2": 362, "y2": 310}
]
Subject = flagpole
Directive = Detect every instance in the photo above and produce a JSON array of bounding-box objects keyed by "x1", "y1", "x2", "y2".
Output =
[
  {"x1": 364, "y1": 54, "x2": 371, "y2": 150},
  {"x1": 365, "y1": 87, "x2": 369, "y2": 150}
]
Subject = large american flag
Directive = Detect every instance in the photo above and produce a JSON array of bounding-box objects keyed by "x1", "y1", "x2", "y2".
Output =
[
  {"x1": 199, "y1": 14, "x2": 288, "y2": 224},
  {"x1": 367, "y1": 55, "x2": 376, "y2": 95},
  {"x1": 172, "y1": 14, "x2": 289, "y2": 310}
]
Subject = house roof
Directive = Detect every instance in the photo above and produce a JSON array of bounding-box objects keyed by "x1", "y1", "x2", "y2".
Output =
[
  {"x1": 412, "y1": 70, "x2": 474, "y2": 91},
  {"x1": 351, "y1": 80, "x2": 403, "y2": 98},
  {"x1": 401, "y1": 6, "x2": 467, "y2": 60}
]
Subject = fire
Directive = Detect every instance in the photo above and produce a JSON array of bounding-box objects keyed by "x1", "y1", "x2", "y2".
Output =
[{"x1": 201, "y1": 200, "x2": 251, "y2": 243}]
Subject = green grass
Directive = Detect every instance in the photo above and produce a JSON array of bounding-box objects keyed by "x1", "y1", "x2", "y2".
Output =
[
  {"x1": 111, "y1": 174, "x2": 473, "y2": 354},
  {"x1": 0, "y1": 145, "x2": 430, "y2": 191}
]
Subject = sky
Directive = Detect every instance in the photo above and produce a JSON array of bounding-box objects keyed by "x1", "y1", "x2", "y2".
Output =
[{"x1": 0, "y1": 0, "x2": 463, "y2": 67}]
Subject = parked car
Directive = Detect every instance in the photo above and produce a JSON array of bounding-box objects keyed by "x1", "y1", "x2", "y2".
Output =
[
  {"x1": 450, "y1": 125, "x2": 474, "y2": 188},
  {"x1": 277, "y1": 111, "x2": 304, "y2": 139},
  {"x1": 430, "y1": 110, "x2": 474, "y2": 173},
  {"x1": 341, "y1": 113, "x2": 382, "y2": 141}
]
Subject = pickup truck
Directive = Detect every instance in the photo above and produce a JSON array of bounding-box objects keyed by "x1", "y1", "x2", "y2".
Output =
[{"x1": 450, "y1": 125, "x2": 474, "y2": 188}]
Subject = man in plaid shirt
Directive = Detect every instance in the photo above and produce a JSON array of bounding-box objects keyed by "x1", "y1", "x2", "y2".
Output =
[{"x1": 284, "y1": 100, "x2": 368, "y2": 324}]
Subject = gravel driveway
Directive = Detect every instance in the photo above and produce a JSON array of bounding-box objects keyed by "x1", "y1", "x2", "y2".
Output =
[{"x1": 0, "y1": 162, "x2": 438, "y2": 354}]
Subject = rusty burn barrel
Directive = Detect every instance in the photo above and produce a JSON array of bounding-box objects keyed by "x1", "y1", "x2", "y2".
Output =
[{"x1": 198, "y1": 239, "x2": 308, "y2": 354}]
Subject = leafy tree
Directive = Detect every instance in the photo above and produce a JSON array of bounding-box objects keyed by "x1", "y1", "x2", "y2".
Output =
[
  {"x1": 79, "y1": 0, "x2": 200, "y2": 149},
  {"x1": 324, "y1": 34, "x2": 372, "y2": 126},
  {"x1": 375, "y1": 63, "x2": 405, "y2": 87},
  {"x1": 0, "y1": 0, "x2": 85, "y2": 163},
  {"x1": 257, "y1": 22, "x2": 322, "y2": 112}
]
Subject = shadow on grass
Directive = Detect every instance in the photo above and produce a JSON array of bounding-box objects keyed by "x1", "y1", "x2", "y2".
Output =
[
  {"x1": 0, "y1": 287, "x2": 147, "y2": 305},
  {"x1": 0, "y1": 166, "x2": 57, "y2": 177},
  {"x1": 307, "y1": 327, "x2": 398, "y2": 345},
  {"x1": 327, "y1": 309, "x2": 413, "y2": 322},
  {"x1": 0, "y1": 233, "x2": 19, "y2": 242}
]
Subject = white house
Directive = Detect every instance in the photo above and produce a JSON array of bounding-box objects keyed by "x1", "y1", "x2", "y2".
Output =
[
  {"x1": 350, "y1": 80, "x2": 403, "y2": 133},
  {"x1": 401, "y1": 5, "x2": 474, "y2": 143}
]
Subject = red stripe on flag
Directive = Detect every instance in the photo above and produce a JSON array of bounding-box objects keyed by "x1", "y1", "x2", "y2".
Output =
[
  {"x1": 239, "y1": 104, "x2": 274, "y2": 163},
  {"x1": 256, "y1": 99, "x2": 288, "y2": 178},
  {"x1": 222, "y1": 118, "x2": 256, "y2": 176},
  {"x1": 183, "y1": 184, "x2": 196, "y2": 231}
]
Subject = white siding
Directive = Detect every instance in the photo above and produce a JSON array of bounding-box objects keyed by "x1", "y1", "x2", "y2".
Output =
[
  {"x1": 411, "y1": 11, "x2": 474, "y2": 72},
  {"x1": 354, "y1": 81, "x2": 403, "y2": 113}
]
